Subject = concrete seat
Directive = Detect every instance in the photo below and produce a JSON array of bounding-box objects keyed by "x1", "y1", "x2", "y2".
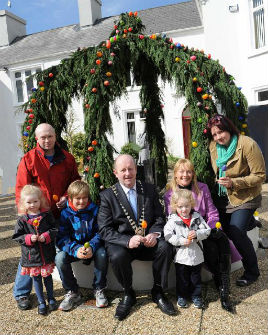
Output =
[{"x1": 52, "y1": 227, "x2": 259, "y2": 291}]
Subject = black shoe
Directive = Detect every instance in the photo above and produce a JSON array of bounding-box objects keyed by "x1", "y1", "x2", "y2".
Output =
[
  {"x1": 236, "y1": 276, "x2": 258, "y2": 287},
  {"x1": 151, "y1": 289, "x2": 176, "y2": 316},
  {"x1": 38, "y1": 303, "x2": 47, "y2": 316},
  {"x1": 48, "y1": 299, "x2": 58, "y2": 312},
  {"x1": 115, "y1": 290, "x2": 136, "y2": 321},
  {"x1": 17, "y1": 297, "x2": 31, "y2": 310}
]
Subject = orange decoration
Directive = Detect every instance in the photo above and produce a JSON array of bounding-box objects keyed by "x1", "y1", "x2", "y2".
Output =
[
  {"x1": 88, "y1": 146, "x2": 94, "y2": 152},
  {"x1": 52, "y1": 194, "x2": 58, "y2": 202},
  {"x1": 96, "y1": 51, "x2": 103, "y2": 57},
  {"x1": 85, "y1": 104, "x2": 90, "y2": 109},
  {"x1": 129, "y1": 11, "x2": 133, "y2": 16},
  {"x1": 48, "y1": 72, "x2": 54, "y2": 77},
  {"x1": 202, "y1": 93, "x2": 209, "y2": 100},
  {"x1": 31, "y1": 98, "x2": 37, "y2": 103},
  {"x1": 92, "y1": 140, "x2": 98, "y2": 146},
  {"x1": 141, "y1": 220, "x2": 147, "y2": 229},
  {"x1": 92, "y1": 87, "x2": 97, "y2": 93},
  {"x1": 84, "y1": 167, "x2": 89, "y2": 172},
  {"x1": 106, "y1": 40, "x2": 111, "y2": 49},
  {"x1": 96, "y1": 59, "x2": 101, "y2": 65},
  {"x1": 104, "y1": 80, "x2": 109, "y2": 86},
  {"x1": 106, "y1": 72, "x2": 112, "y2": 77},
  {"x1": 134, "y1": 11, "x2": 138, "y2": 16},
  {"x1": 94, "y1": 172, "x2": 100, "y2": 178}
]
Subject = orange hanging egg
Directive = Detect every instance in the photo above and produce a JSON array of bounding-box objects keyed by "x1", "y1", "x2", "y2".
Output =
[
  {"x1": 31, "y1": 98, "x2": 37, "y2": 103},
  {"x1": 92, "y1": 140, "x2": 98, "y2": 146},
  {"x1": 141, "y1": 220, "x2": 147, "y2": 229},
  {"x1": 94, "y1": 172, "x2": 100, "y2": 178},
  {"x1": 96, "y1": 59, "x2": 101, "y2": 65},
  {"x1": 96, "y1": 51, "x2": 103, "y2": 57},
  {"x1": 92, "y1": 87, "x2": 97, "y2": 93},
  {"x1": 88, "y1": 146, "x2": 94, "y2": 152},
  {"x1": 106, "y1": 72, "x2": 112, "y2": 77},
  {"x1": 104, "y1": 80, "x2": 109, "y2": 86},
  {"x1": 52, "y1": 194, "x2": 58, "y2": 202}
]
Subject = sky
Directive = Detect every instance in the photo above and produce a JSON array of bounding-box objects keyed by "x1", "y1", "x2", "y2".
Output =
[{"x1": 1, "y1": 0, "x2": 188, "y2": 35}]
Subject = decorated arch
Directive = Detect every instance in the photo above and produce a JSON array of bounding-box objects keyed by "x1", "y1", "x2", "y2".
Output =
[{"x1": 21, "y1": 12, "x2": 248, "y2": 202}]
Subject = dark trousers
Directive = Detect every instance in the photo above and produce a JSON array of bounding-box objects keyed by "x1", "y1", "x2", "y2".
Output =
[
  {"x1": 203, "y1": 229, "x2": 231, "y2": 275},
  {"x1": 219, "y1": 208, "x2": 260, "y2": 280},
  {"x1": 106, "y1": 238, "x2": 173, "y2": 291},
  {"x1": 175, "y1": 263, "x2": 202, "y2": 299}
]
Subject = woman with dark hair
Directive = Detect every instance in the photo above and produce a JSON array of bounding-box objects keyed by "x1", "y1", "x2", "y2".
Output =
[
  {"x1": 206, "y1": 114, "x2": 266, "y2": 287},
  {"x1": 164, "y1": 158, "x2": 241, "y2": 312}
]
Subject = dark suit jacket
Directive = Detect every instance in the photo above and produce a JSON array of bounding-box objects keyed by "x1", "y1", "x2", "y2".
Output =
[{"x1": 98, "y1": 181, "x2": 165, "y2": 248}]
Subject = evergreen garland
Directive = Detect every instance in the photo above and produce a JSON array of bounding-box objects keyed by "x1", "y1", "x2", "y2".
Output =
[{"x1": 20, "y1": 12, "x2": 248, "y2": 201}]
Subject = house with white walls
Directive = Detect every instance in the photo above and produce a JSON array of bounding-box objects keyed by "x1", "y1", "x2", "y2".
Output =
[{"x1": 0, "y1": 0, "x2": 267, "y2": 194}]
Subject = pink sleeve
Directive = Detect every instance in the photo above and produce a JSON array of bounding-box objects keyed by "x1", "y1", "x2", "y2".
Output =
[
  {"x1": 25, "y1": 234, "x2": 34, "y2": 246},
  {"x1": 42, "y1": 232, "x2": 51, "y2": 244}
]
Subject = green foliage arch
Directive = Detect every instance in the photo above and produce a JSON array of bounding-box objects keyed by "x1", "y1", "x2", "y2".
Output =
[{"x1": 21, "y1": 12, "x2": 248, "y2": 202}]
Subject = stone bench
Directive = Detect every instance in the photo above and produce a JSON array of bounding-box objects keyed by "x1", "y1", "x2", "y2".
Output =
[{"x1": 52, "y1": 227, "x2": 259, "y2": 291}]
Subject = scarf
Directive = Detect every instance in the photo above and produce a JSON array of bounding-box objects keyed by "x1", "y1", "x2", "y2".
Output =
[{"x1": 216, "y1": 135, "x2": 238, "y2": 196}]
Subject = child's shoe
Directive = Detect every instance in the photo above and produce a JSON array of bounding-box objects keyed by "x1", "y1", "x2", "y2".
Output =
[
  {"x1": 48, "y1": 299, "x2": 57, "y2": 312},
  {"x1": 177, "y1": 297, "x2": 188, "y2": 308},
  {"x1": 94, "y1": 288, "x2": 108, "y2": 308},
  {"x1": 192, "y1": 296, "x2": 203, "y2": 309},
  {"x1": 38, "y1": 302, "x2": 47, "y2": 315}
]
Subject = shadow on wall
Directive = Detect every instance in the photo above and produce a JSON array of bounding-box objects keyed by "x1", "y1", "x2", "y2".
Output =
[{"x1": 248, "y1": 105, "x2": 268, "y2": 181}]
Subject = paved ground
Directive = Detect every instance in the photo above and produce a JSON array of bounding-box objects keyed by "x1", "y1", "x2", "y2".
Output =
[{"x1": 0, "y1": 185, "x2": 267, "y2": 335}]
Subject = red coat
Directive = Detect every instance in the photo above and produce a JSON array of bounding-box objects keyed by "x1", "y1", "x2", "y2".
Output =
[{"x1": 15, "y1": 143, "x2": 81, "y2": 217}]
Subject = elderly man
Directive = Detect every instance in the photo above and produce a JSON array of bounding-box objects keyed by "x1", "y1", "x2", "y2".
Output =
[
  {"x1": 98, "y1": 154, "x2": 176, "y2": 320},
  {"x1": 14, "y1": 123, "x2": 80, "y2": 310}
]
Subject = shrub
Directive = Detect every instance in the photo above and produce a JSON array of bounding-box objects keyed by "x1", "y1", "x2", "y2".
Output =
[{"x1": 120, "y1": 142, "x2": 141, "y2": 160}]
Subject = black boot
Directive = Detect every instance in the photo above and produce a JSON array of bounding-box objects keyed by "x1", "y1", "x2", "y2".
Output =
[{"x1": 219, "y1": 254, "x2": 235, "y2": 313}]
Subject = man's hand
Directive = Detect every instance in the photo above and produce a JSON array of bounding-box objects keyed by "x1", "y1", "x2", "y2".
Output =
[
  {"x1": 143, "y1": 233, "x2": 158, "y2": 248},
  {"x1": 77, "y1": 246, "x2": 93, "y2": 259},
  {"x1": 128, "y1": 235, "x2": 146, "y2": 249},
  {"x1": 56, "y1": 196, "x2": 67, "y2": 209}
]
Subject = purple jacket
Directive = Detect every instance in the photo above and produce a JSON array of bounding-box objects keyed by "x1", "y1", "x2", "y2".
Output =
[{"x1": 163, "y1": 182, "x2": 241, "y2": 263}]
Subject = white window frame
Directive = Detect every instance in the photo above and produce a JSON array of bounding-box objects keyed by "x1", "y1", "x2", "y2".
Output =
[
  {"x1": 123, "y1": 109, "x2": 146, "y2": 144},
  {"x1": 10, "y1": 64, "x2": 43, "y2": 106},
  {"x1": 254, "y1": 86, "x2": 268, "y2": 105},
  {"x1": 249, "y1": 0, "x2": 267, "y2": 50}
]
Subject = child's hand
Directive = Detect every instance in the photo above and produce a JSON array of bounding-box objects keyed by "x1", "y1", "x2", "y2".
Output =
[
  {"x1": 188, "y1": 230, "x2": 196, "y2": 240},
  {"x1": 38, "y1": 234, "x2": 46, "y2": 243},
  {"x1": 31, "y1": 234, "x2": 38, "y2": 243},
  {"x1": 85, "y1": 246, "x2": 93, "y2": 258},
  {"x1": 77, "y1": 246, "x2": 93, "y2": 259},
  {"x1": 184, "y1": 239, "x2": 191, "y2": 246}
]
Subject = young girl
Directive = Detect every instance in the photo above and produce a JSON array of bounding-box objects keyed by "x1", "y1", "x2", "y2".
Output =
[
  {"x1": 164, "y1": 189, "x2": 211, "y2": 309},
  {"x1": 12, "y1": 185, "x2": 57, "y2": 315}
]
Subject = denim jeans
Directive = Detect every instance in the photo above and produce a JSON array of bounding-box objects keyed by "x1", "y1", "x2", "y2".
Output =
[
  {"x1": 13, "y1": 262, "x2": 33, "y2": 300},
  {"x1": 219, "y1": 208, "x2": 260, "y2": 280},
  {"x1": 55, "y1": 246, "x2": 108, "y2": 292}
]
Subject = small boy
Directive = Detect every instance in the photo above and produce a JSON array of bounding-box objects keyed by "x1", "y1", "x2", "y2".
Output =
[{"x1": 55, "y1": 180, "x2": 108, "y2": 311}]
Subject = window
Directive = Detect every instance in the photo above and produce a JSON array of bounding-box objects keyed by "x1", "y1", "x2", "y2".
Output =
[
  {"x1": 127, "y1": 112, "x2": 136, "y2": 143},
  {"x1": 255, "y1": 88, "x2": 268, "y2": 104},
  {"x1": 13, "y1": 67, "x2": 41, "y2": 103},
  {"x1": 251, "y1": 0, "x2": 266, "y2": 49}
]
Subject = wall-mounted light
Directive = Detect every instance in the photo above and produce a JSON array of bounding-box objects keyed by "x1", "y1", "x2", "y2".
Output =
[{"x1": 229, "y1": 4, "x2": 239, "y2": 13}]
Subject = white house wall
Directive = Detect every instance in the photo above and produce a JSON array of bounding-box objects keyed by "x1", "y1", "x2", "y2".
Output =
[{"x1": 201, "y1": 0, "x2": 268, "y2": 106}]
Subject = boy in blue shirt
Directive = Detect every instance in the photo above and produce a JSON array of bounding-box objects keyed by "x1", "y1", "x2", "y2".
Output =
[{"x1": 55, "y1": 180, "x2": 108, "y2": 311}]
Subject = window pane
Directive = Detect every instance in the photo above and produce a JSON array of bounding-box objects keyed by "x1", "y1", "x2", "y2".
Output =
[
  {"x1": 26, "y1": 77, "x2": 34, "y2": 98},
  {"x1": 258, "y1": 90, "x2": 268, "y2": 101},
  {"x1": 15, "y1": 72, "x2": 21, "y2": 78},
  {"x1": 139, "y1": 111, "x2": 145, "y2": 119},
  {"x1": 25, "y1": 70, "x2": 31, "y2": 77},
  {"x1": 254, "y1": 8, "x2": 265, "y2": 48},
  {"x1": 127, "y1": 122, "x2": 136, "y2": 143},
  {"x1": 16, "y1": 80, "x2": 24, "y2": 102},
  {"x1": 127, "y1": 113, "x2": 134, "y2": 120},
  {"x1": 253, "y1": 0, "x2": 263, "y2": 8}
]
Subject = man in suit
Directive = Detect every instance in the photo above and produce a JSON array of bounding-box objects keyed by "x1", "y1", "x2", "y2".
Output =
[{"x1": 98, "y1": 154, "x2": 176, "y2": 320}]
